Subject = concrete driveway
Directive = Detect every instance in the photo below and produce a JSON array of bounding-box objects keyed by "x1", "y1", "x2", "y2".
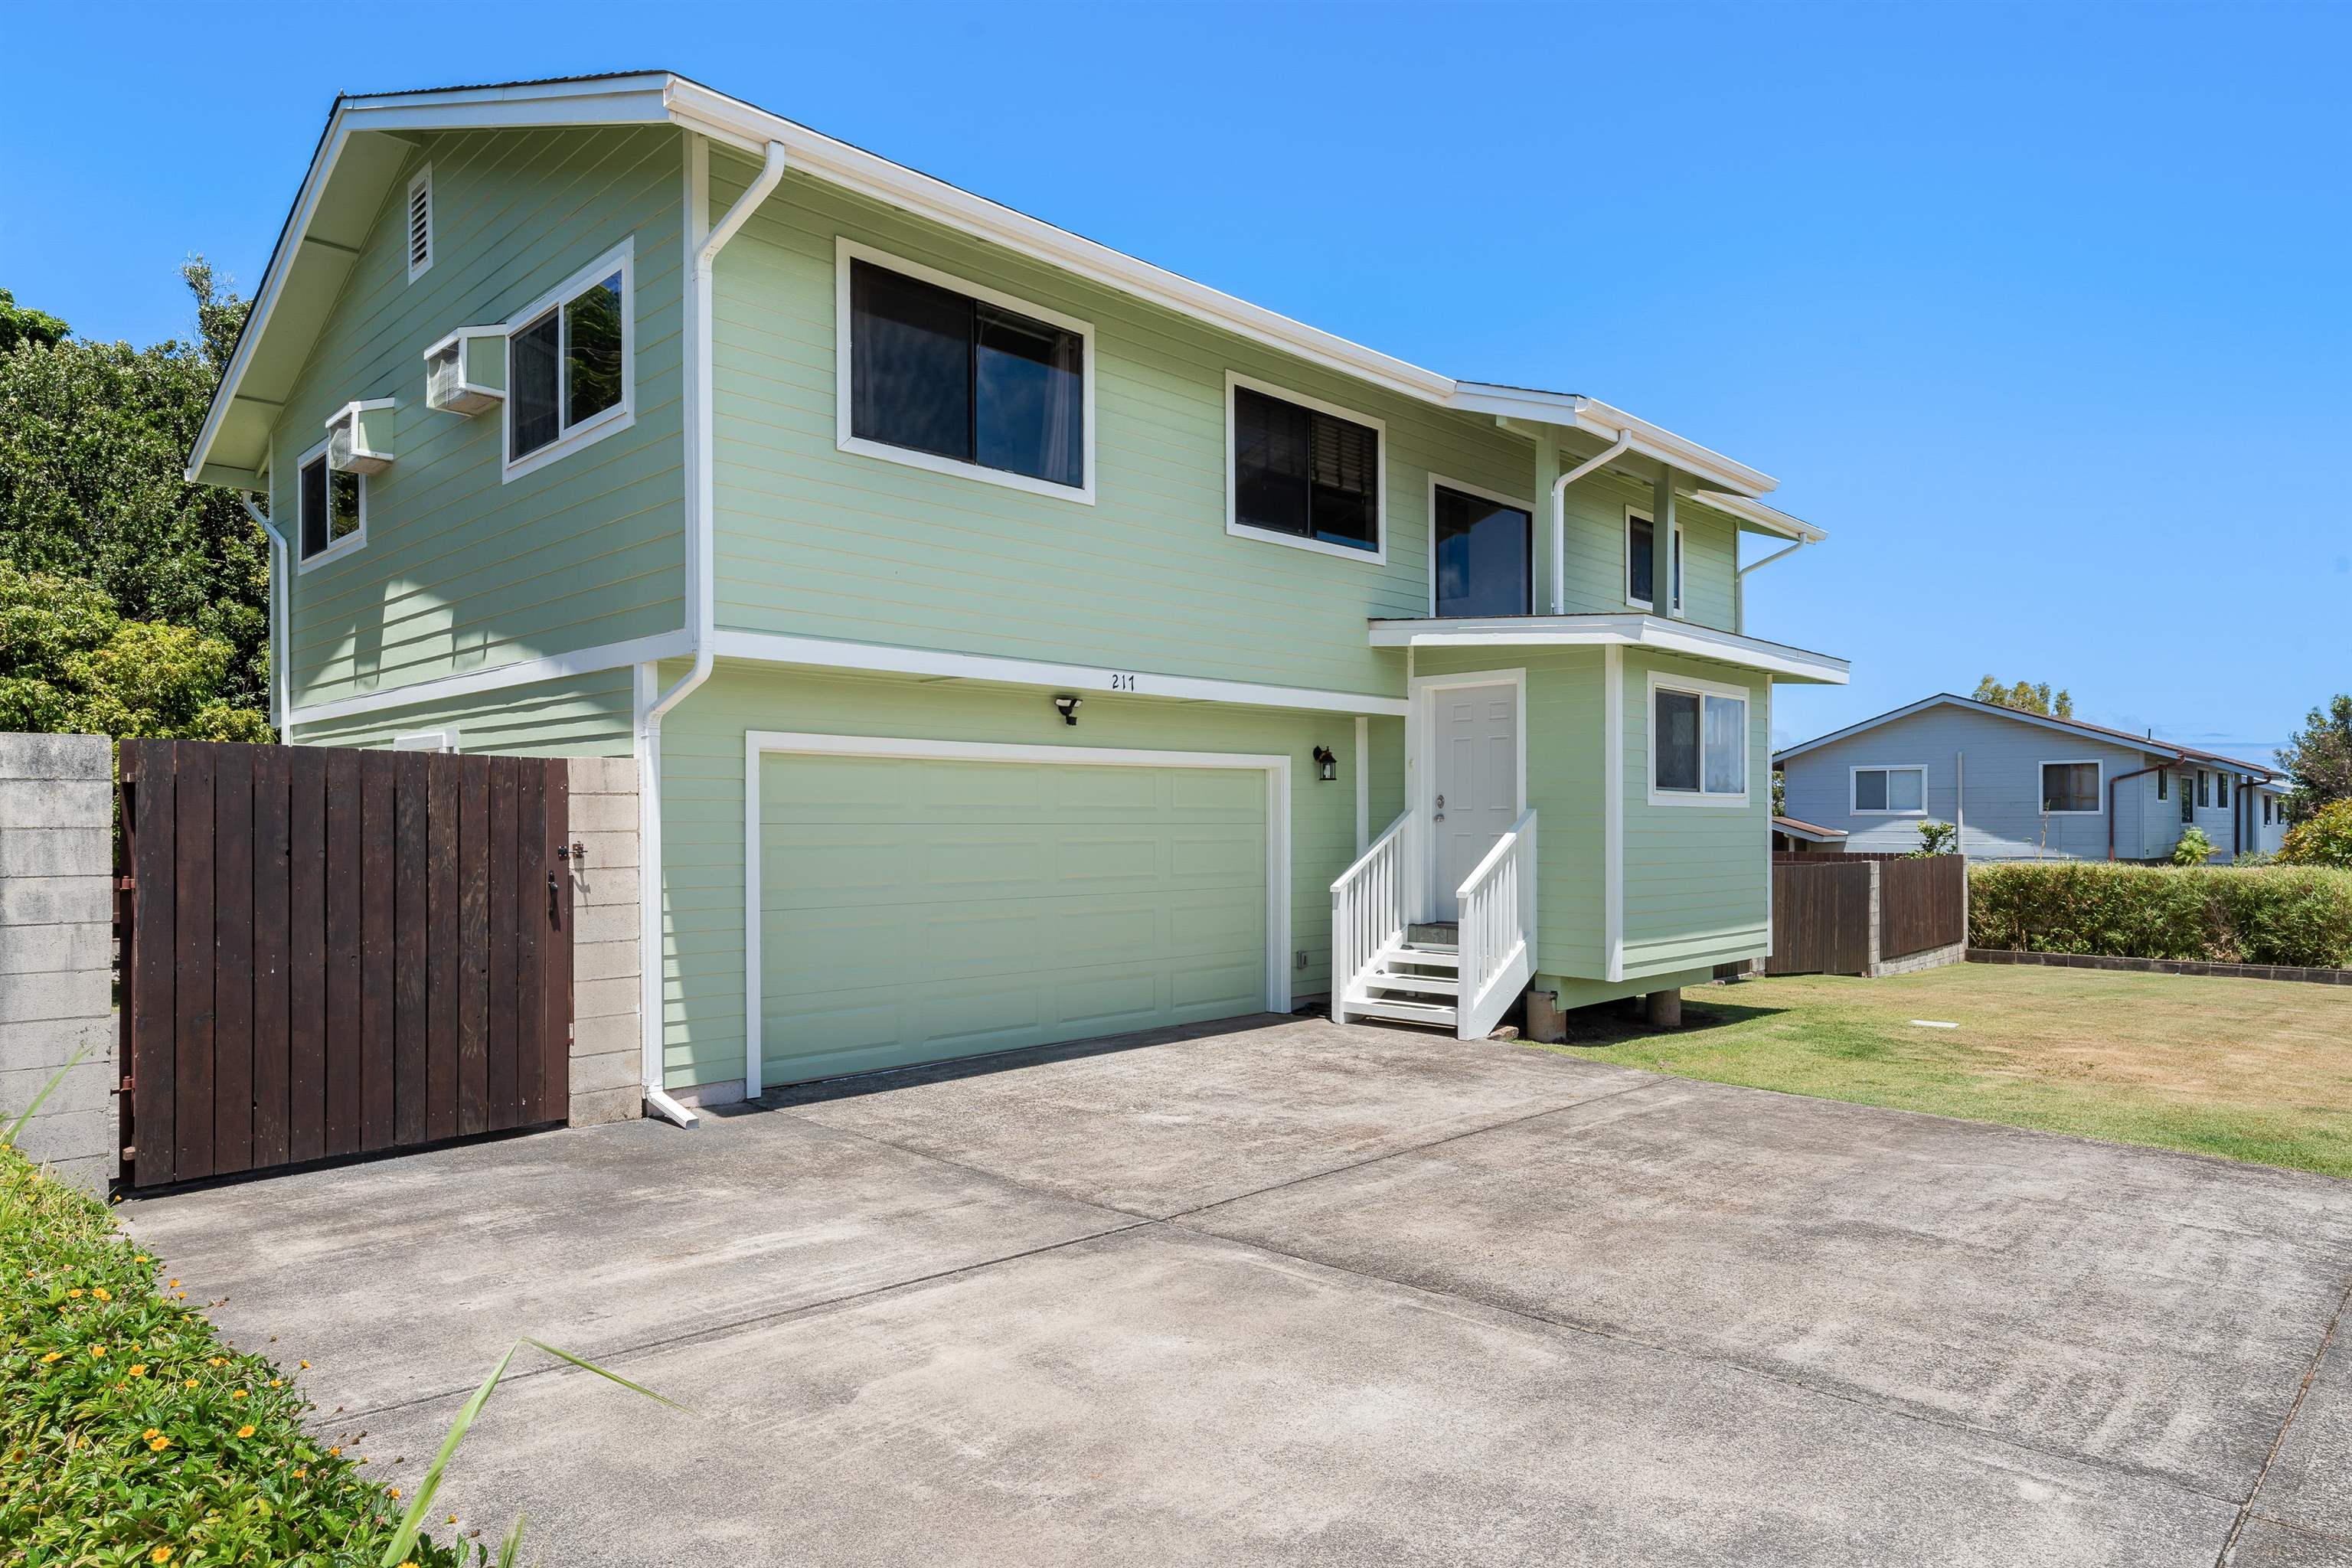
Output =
[{"x1": 126, "y1": 1015, "x2": 2352, "y2": 1566}]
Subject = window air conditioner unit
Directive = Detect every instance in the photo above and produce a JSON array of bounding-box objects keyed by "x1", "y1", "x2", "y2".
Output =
[
  {"x1": 324, "y1": 399, "x2": 397, "y2": 475},
  {"x1": 423, "y1": 325, "x2": 507, "y2": 416}
]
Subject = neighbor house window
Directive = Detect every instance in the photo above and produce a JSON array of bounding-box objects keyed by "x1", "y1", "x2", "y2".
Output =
[
  {"x1": 2197, "y1": 770, "x2": 2211, "y2": 808},
  {"x1": 296, "y1": 443, "x2": 363, "y2": 567},
  {"x1": 2217, "y1": 774, "x2": 2232, "y2": 808},
  {"x1": 840, "y1": 244, "x2": 1089, "y2": 497},
  {"x1": 2264, "y1": 794, "x2": 2274, "y2": 825},
  {"x1": 1432, "y1": 481, "x2": 1531, "y2": 617},
  {"x1": 1626, "y1": 509, "x2": 1656, "y2": 609},
  {"x1": 1651, "y1": 675, "x2": 1748, "y2": 805},
  {"x1": 1227, "y1": 374, "x2": 1383, "y2": 560},
  {"x1": 506, "y1": 240, "x2": 633, "y2": 479},
  {"x1": 2182, "y1": 777, "x2": 2195, "y2": 823},
  {"x1": 1852, "y1": 765, "x2": 1927, "y2": 815},
  {"x1": 2156, "y1": 768, "x2": 2169, "y2": 800},
  {"x1": 2040, "y1": 760, "x2": 2102, "y2": 815}
]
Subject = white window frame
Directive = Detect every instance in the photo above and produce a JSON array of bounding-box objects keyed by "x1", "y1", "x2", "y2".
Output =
[
  {"x1": 392, "y1": 730, "x2": 458, "y2": 753},
  {"x1": 1646, "y1": 668, "x2": 1751, "y2": 808},
  {"x1": 1225, "y1": 370, "x2": 1387, "y2": 565},
  {"x1": 292, "y1": 435, "x2": 366, "y2": 573},
  {"x1": 834, "y1": 237, "x2": 1097, "y2": 505},
  {"x1": 2039, "y1": 757, "x2": 2105, "y2": 816},
  {"x1": 406, "y1": 165, "x2": 433, "y2": 283},
  {"x1": 1850, "y1": 764, "x2": 1929, "y2": 817},
  {"x1": 1625, "y1": 505, "x2": 1661, "y2": 612},
  {"x1": 502, "y1": 237, "x2": 636, "y2": 484},
  {"x1": 1425, "y1": 472, "x2": 1535, "y2": 618}
]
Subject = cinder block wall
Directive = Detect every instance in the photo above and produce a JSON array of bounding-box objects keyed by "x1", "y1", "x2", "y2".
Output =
[
  {"x1": 0, "y1": 734, "x2": 117, "y2": 1192},
  {"x1": 567, "y1": 756, "x2": 642, "y2": 1127}
]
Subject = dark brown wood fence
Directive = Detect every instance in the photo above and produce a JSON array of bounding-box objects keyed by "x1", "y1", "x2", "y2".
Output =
[
  {"x1": 1880, "y1": 853, "x2": 1966, "y2": 960},
  {"x1": 1766, "y1": 858, "x2": 1876, "y2": 975},
  {"x1": 118, "y1": 741, "x2": 571, "y2": 1189}
]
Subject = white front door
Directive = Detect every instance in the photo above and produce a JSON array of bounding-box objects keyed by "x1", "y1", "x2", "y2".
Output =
[{"x1": 1429, "y1": 681, "x2": 1520, "y2": 920}]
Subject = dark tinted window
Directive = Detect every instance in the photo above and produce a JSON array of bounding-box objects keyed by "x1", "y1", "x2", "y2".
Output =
[
  {"x1": 2043, "y1": 763, "x2": 2099, "y2": 813},
  {"x1": 299, "y1": 455, "x2": 328, "y2": 559},
  {"x1": 1433, "y1": 485, "x2": 1530, "y2": 616},
  {"x1": 1655, "y1": 690, "x2": 1701, "y2": 792},
  {"x1": 850, "y1": 260, "x2": 1084, "y2": 488},
  {"x1": 565, "y1": 273, "x2": 625, "y2": 428},
  {"x1": 510, "y1": 310, "x2": 560, "y2": 459},
  {"x1": 1855, "y1": 769, "x2": 1888, "y2": 812},
  {"x1": 1628, "y1": 515, "x2": 1655, "y2": 605},
  {"x1": 1233, "y1": 385, "x2": 1378, "y2": 551}
]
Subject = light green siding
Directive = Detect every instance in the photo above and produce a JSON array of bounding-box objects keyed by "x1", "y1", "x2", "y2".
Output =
[
  {"x1": 288, "y1": 669, "x2": 636, "y2": 756},
  {"x1": 655, "y1": 662, "x2": 1366, "y2": 1090},
  {"x1": 1619, "y1": 651, "x2": 1772, "y2": 975},
  {"x1": 270, "y1": 126, "x2": 689, "y2": 711},
  {"x1": 1552, "y1": 473, "x2": 1740, "y2": 632},
  {"x1": 758, "y1": 753, "x2": 1266, "y2": 1084}
]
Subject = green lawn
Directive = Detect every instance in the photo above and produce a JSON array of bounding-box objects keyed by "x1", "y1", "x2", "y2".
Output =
[{"x1": 1545, "y1": 963, "x2": 2352, "y2": 1179}]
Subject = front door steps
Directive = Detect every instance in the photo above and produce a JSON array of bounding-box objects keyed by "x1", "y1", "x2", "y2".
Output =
[{"x1": 1344, "y1": 922, "x2": 1460, "y2": 1030}]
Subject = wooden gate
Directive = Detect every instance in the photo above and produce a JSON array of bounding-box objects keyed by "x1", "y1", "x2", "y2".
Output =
[
  {"x1": 1880, "y1": 854, "x2": 1965, "y2": 960},
  {"x1": 1766, "y1": 858, "x2": 1876, "y2": 975},
  {"x1": 118, "y1": 741, "x2": 572, "y2": 1189}
]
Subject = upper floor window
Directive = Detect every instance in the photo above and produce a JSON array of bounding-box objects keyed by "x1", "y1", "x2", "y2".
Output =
[
  {"x1": 1431, "y1": 479, "x2": 1531, "y2": 617},
  {"x1": 296, "y1": 439, "x2": 364, "y2": 570},
  {"x1": 1852, "y1": 765, "x2": 1926, "y2": 815},
  {"x1": 1651, "y1": 674, "x2": 1748, "y2": 806},
  {"x1": 2041, "y1": 760, "x2": 2102, "y2": 815},
  {"x1": 1625, "y1": 508, "x2": 1681, "y2": 614},
  {"x1": 1227, "y1": 373, "x2": 1384, "y2": 562},
  {"x1": 837, "y1": 241, "x2": 1093, "y2": 501},
  {"x1": 406, "y1": 166, "x2": 433, "y2": 283},
  {"x1": 505, "y1": 240, "x2": 633, "y2": 482}
]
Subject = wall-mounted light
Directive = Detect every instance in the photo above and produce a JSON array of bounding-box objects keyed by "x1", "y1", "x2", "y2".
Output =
[
  {"x1": 1312, "y1": 746, "x2": 1337, "y2": 783},
  {"x1": 1053, "y1": 695, "x2": 1083, "y2": 727}
]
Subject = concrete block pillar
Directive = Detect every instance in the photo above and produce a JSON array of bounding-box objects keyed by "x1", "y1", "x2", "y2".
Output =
[{"x1": 566, "y1": 756, "x2": 643, "y2": 1128}]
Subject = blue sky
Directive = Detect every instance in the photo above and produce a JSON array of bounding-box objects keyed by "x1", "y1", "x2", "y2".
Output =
[{"x1": 5, "y1": 1, "x2": 2343, "y2": 761}]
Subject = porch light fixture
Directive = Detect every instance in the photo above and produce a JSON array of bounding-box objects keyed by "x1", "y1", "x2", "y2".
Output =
[
  {"x1": 1312, "y1": 746, "x2": 1338, "y2": 783},
  {"x1": 1052, "y1": 694, "x2": 1083, "y2": 726}
]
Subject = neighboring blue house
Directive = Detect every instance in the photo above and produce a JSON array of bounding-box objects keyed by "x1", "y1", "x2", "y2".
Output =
[{"x1": 1775, "y1": 694, "x2": 2290, "y2": 864}]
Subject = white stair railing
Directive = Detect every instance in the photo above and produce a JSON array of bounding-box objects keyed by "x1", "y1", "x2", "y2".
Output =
[
  {"x1": 1455, "y1": 808, "x2": 1537, "y2": 1040},
  {"x1": 1329, "y1": 812, "x2": 1410, "y2": 1024}
]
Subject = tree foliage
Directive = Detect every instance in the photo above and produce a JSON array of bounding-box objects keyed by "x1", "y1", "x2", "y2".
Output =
[
  {"x1": 2277, "y1": 695, "x2": 2352, "y2": 818},
  {"x1": 0, "y1": 563, "x2": 268, "y2": 742},
  {"x1": 2171, "y1": 825, "x2": 2216, "y2": 866},
  {"x1": 2279, "y1": 799, "x2": 2352, "y2": 869},
  {"x1": 1972, "y1": 675, "x2": 2073, "y2": 720},
  {"x1": 0, "y1": 264, "x2": 268, "y2": 721}
]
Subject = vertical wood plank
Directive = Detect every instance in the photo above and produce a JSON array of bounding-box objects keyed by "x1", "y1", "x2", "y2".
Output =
[
  {"x1": 288, "y1": 746, "x2": 329, "y2": 1163},
  {"x1": 394, "y1": 750, "x2": 430, "y2": 1146},
  {"x1": 126, "y1": 742, "x2": 177, "y2": 1187},
  {"x1": 457, "y1": 756, "x2": 491, "y2": 1135},
  {"x1": 172, "y1": 743, "x2": 217, "y2": 1181},
  {"x1": 359, "y1": 750, "x2": 397, "y2": 1152},
  {"x1": 210, "y1": 743, "x2": 255, "y2": 1175},
  {"x1": 250, "y1": 746, "x2": 292, "y2": 1170},
  {"x1": 323, "y1": 747, "x2": 363, "y2": 1157},
  {"x1": 542, "y1": 762, "x2": 573, "y2": 1123},
  {"x1": 514, "y1": 761, "x2": 546, "y2": 1125},
  {"x1": 486, "y1": 757, "x2": 519, "y2": 1130},
  {"x1": 426, "y1": 755, "x2": 461, "y2": 1142}
]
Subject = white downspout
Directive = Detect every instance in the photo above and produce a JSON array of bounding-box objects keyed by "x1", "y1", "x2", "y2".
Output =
[
  {"x1": 240, "y1": 496, "x2": 290, "y2": 743},
  {"x1": 1550, "y1": 429, "x2": 1633, "y2": 614},
  {"x1": 639, "y1": 135, "x2": 789, "y2": 1129},
  {"x1": 1734, "y1": 535, "x2": 1810, "y2": 635}
]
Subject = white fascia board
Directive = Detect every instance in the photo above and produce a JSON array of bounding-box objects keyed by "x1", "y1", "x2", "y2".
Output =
[
  {"x1": 286, "y1": 626, "x2": 693, "y2": 728},
  {"x1": 1367, "y1": 615, "x2": 1849, "y2": 684},
  {"x1": 1448, "y1": 384, "x2": 1779, "y2": 498},
  {"x1": 1677, "y1": 489, "x2": 1826, "y2": 543}
]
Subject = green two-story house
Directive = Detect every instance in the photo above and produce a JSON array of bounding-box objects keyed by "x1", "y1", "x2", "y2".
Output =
[{"x1": 185, "y1": 73, "x2": 1847, "y2": 1116}]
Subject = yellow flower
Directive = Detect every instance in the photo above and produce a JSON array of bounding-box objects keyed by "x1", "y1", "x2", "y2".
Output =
[
  {"x1": 67, "y1": 1289, "x2": 83, "y2": 1298},
  {"x1": 168, "y1": 1280, "x2": 180, "y2": 1289},
  {"x1": 237, "y1": 1424, "x2": 256, "y2": 1439},
  {"x1": 90, "y1": 1344, "x2": 106, "y2": 1358},
  {"x1": 40, "y1": 1351, "x2": 60, "y2": 1364},
  {"x1": 298, "y1": 1360, "x2": 309, "y2": 1369},
  {"x1": 184, "y1": 1379, "x2": 198, "y2": 1390},
  {"x1": 151, "y1": 1548, "x2": 173, "y2": 1564},
  {"x1": 231, "y1": 1389, "x2": 247, "y2": 1400},
  {"x1": 142, "y1": 1428, "x2": 160, "y2": 1440},
  {"x1": 328, "y1": 1446, "x2": 341, "y2": 1457},
  {"x1": 129, "y1": 1364, "x2": 147, "y2": 1377},
  {"x1": 292, "y1": 1467, "x2": 307, "y2": 1478},
  {"x1": 389, "y1": 1488, "x2": 401, "y2": 1500},
  {"x1": 270, "y1": 1377, "x2": 283, "y2": 1387},
  {"x1": 93, "y1": 1287, "x2": 112, "y2": 1302},
  {"x1": 207, "y1": 1357, "x2": 226, "y2": 1368},
  {"x1": 148, "y1": 1435, "x2": 172, "y2": 1452},
  {"x1": 135, "y1": 1254, "x2": 150, "y2": 1263}
]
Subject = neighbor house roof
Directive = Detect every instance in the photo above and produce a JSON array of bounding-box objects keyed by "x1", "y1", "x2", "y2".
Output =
[
  {"x1": 1771, "y1": 694, "x2": 2278, "y2": 776},
  {"x1": 1772, "y1": 815, "x2": 1848, "y2": 843},
  {"x1": 184, "y1": 70, "x2": 1818, "y2": 539}
]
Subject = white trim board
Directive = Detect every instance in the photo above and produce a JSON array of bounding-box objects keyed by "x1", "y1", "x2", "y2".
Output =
[
  {"x1": 708, "y1": 628, "x2": 1410, "y2": 716},
  {"x1": 286, "y1": 626, "x2": 693, "y2": 728},
  {"x1": 741, "y1": 730, "x2": 1293, "y2": 1097},
  {"x1": 1371, "y1": 613, "x2": 1849, "y2": 684}
]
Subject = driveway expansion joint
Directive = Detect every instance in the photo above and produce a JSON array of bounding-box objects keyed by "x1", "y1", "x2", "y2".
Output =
[{"x1": 2214, "y1": 1268, "x2": 2352, "y2": 1566}]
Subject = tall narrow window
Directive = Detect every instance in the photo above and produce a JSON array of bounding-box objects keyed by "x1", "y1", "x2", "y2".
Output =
[
  {"x1": 1230, "y1": 381, "x2": 1381, "y2": 556},
  {"x1": 1433, "y1": 483, "x2": 1531, "y2": 617},
  {"x1": 406, "y1": 167, "x2": 433, "y2": 282},
  {"x1": 845, "y1": 253, "x2": 1086, "y2": 492},
  {"x1": 1627, "y1": 511, "x2": 1656, "y2": 609},
  {"x1": 1652, "y1": 679, "x2": 1748, "y2": 803},
  {"x1": 2182, "y1": 776, "x2": 2195, "y2": 823},
  {"x1": 2157, "y1": 768, "x2": 2169, "y2": 801},
  {"x1": 2217, "y1": 773, "x2": 2231, "y2": 808},
  {"x1": 296, "y1": 449, "x2": 362, "y2": 564},
  {"x1": 505, "y1": 243, "x2": 632, "y2": 475}
]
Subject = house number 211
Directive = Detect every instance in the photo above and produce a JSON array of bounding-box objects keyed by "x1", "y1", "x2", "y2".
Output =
[{"x1": 1106, "y1": 672, "x2": 1138, "y2": 691}]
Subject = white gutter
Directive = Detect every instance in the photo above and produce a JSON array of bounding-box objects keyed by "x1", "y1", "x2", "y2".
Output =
[
  {"x1": 1548, "y1": 430, "x2": 1632, "y2": 614},
  {"x1": 240, "y1": 497, "x2": 291, "y2": 742},
  {"x1": 638, "y1": 134, "x2": 789, "y2": 1129}
]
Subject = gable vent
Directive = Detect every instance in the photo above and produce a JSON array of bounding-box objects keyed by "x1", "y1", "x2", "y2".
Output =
[{"x1": 406, "y1": 167, "x2": 433, "y2": 283}]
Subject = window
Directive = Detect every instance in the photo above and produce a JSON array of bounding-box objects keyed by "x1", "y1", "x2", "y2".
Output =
[
  {"x1": 835, "y1": 241, "x2": 1092, "y2": 501},
  {"x1": 1669, "y1": 523, "x2": 1684, "y2": 616},
  {"x1": 1627, "y1": 509, "x2": 1656, "y2": 609},
  {"x1": 2182, "y1": 776, "x2": 2195, "y2": 824},
  {"x1": 505, "y1": 240, "x2": 633, "y2": 480},
  {"x1": 295, "y1": 442, "x2": 363, "y2": 568},
  {"x1": 1227, "y1": 373, "x2": 1384, "y2": 560},
  {"x1": 2264, "y1": 794, "x2": 2274, "y2": 825},
  {"x1": 2197, "y1": 770, "x2": 2211, "y2": 808},
  {"x1": 2040, "y1": 760, "x2": 2102, "y2": 815},
  {"x1": 1431, "y1": 480, "x2": 1531, "y2": 617},
  {"x1": 2217, "y1": 773, "x2": 2231, "y2": 808},
  {"x1": 1853, "y1": 766, "x2": 1928, "y2": 815},
  {"x1": 1650, "y1": 675, "x2": 1749, "y2": 805},
  {"x1": 2156, "y1": 767, "x2": 2169, "y2": 801},
  {"x1": 406, "y1": 166, "x2": 433, "y2": 283}
]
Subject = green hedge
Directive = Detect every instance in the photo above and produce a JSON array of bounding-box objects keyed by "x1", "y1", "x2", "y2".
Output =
[
  {"x1": 1968, "y1": 862, "x2": 2352, "y2": 969},
  {"x1": 0, "y1": 1142, "x2": 476, "y2": 1566}
]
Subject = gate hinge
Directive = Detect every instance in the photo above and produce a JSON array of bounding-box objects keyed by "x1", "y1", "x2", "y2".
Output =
[
  {"x1": 119, "y1": 1076, "x2": 134, "y2": 1093},
  {"x1": 115, "y1": 875, "x2": 136, "y2": 892}
]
